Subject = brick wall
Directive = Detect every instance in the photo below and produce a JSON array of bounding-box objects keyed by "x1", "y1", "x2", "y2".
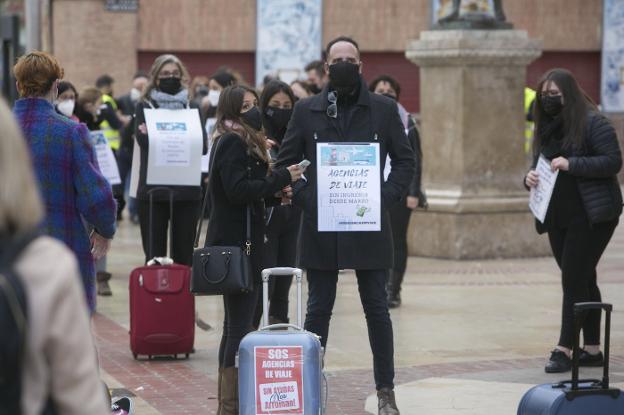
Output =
[
  {"x1": 137, "y1": 0, "x2": 255, "y2": 51},
  {"x1": 135, "y1": 0, "x2": 602, "y2": 53},
  {"x1": 52, "y1": 0, "x2": 138, "y2": 94},
  {"x1": 49, "y1": 0, "x2": 604, "y2": 109}
]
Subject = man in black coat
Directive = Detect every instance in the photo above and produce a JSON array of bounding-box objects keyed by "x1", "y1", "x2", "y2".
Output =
[{"x1": 276, "y1": 36, "x2": 414, "y2": 415}]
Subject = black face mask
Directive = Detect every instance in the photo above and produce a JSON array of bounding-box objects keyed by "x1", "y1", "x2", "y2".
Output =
[
  {"x1": 158, "y1": 77, "x2": 182, "y2": 95},
  {"x1": 542, "y1": 95, "x2": 563, "y2": 116},
  {"x1": 195, "y1": 85, "x2": 209, "y2": 98},
  {"x1": 309, "y1": 84, "x2": 322, "y2": 95},
  {"x1": 241, "y1": 106, "x2": 263, "y2": 131},
  {"x1": 328, "y1": 62, "x2": 360, "y2": 94},
  {"x1": 263, "y1": 106, "x2": 293, "y2": 143},
  {"x1": 381, "y1": 93, "x2": 397, "y2": 101}
]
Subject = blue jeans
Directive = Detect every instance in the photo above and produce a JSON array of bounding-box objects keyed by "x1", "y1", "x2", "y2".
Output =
[{"x1": 304, "y1": 269, "x2": 395, "y2": 390}]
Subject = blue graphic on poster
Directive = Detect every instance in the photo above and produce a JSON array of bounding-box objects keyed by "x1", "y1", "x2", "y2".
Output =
[
  {"x1": 156, "y1": 122, "x2": 187, "y2": 132},
  {"x1": 601, "y1": 0, "x2": 624, "y2": 112},
  {"x1": 256, "y1": 0, "x2": 322, "y2": 86},
  {"x1": 320, "y1": 145, "x2": 377, "y2": 167}
]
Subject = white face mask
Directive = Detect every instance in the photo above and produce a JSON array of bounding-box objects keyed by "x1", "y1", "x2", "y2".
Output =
[
  {"x1": 56, "y1": 99, "x2": 75, "y2": 117},
  {"x1": 208, "y1": 89, "x2": 221, "y2": 107},
  {"x1": 130, "y1": 87, "x2": 141, "y2": 102}
]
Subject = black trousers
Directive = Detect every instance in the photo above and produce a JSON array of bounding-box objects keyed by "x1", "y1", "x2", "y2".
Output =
[
  {"x1": 388, "y1": 199, "x2": 411, "y2": 294},
  {"x1": 219, "y1": 283, "x2": 261, "y2": 368},
  {"x1": 252, "y1": 206, "x2": 301, "y2": 326},
  {"x1": 137, "y1": 199, "x2": 199, "y2": 266},
  {"x1": 305, "y1": 269, "x2": 395, "y2": 390},
  {"x1": 548, "y1": 218, "x2": 618, "y2": 348}
]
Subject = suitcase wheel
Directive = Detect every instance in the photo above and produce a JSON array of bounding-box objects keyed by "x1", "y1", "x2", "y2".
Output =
[
  {"x1": 148, "y1": 355, "x2": 153, "y2": 360},
  {"x1": 174, "y1": 354, "x2": 178, "y2": 360},
  {"x1": 185, "y1": 353, "x2": 190, "y2": 359},
  {"x1": 133, "y1": 353, "x2": 138, "y2": 360}
]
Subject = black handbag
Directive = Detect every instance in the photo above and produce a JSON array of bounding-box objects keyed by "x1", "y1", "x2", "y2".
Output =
[{"x1": 190, "y1": 137, "x2": 254, "y2": 295}]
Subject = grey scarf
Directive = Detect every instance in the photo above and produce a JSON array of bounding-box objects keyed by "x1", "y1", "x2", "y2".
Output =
[{"x1": 149, "y1": 88, "x2": 189, "y2": 109}]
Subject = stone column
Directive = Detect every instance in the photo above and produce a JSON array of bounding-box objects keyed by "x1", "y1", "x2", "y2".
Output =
[{"x1": 405, "y1": 30, "x2": 548, "y2": 259}]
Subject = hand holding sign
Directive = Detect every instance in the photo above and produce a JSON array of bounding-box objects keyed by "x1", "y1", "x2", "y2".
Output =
[
  {"x1": 525, "y1": 170, "x2": 539, "y2": 188},
  {"x1": 529, "y1": 155, "x2": 559, "y2": 223}
]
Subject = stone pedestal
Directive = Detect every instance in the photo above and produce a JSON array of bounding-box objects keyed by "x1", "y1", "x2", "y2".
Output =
[{"x1": 405, "y1": 30, "x2": 549, "y2": 259}]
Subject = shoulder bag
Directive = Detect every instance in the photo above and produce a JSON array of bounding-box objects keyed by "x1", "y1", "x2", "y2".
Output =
[{"x1": 191, "y1": 136, "x2": 253, "y2": 295}]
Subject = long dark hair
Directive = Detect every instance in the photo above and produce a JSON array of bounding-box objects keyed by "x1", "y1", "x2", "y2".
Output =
[
  {"x1": 214, "y1": 85, "x2": 269, "y2": 163},
  {"x1": 260, "y1": 80, "x2": 295, "y2": 112},
  {"x1": 533, "y1": 68, "x2": 596, "y2": 156}
]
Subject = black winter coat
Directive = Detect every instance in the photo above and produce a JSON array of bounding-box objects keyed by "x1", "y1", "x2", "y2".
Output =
[
  {"x1": 531, "y1": 111, "x2": 623, "y2": 234},
  {"x1": 276, "y1": 79, "x2": 415, "y2": 270},
  {"x1": 205, "y1": 132, "x2": 292, "y2": 282}
]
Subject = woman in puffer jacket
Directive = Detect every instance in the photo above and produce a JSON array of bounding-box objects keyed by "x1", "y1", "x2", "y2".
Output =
[{"x1": 525, "y1": 68, "x2": 622, "y2": 374}]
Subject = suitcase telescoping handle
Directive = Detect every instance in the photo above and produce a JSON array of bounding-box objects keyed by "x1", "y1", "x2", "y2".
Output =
[
  {"x1": 571, "y1": 302, "x2": 612, "y2": 391},
  {"x1": 147, "y1": 187, "x2": 174, "y2": 261},
  {"x1": 260, "y1": 267, "x2": 303, "y2": 331}
]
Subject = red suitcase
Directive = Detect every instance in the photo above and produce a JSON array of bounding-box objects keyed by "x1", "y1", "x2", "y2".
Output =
[{"x1": 129, "y1": 188, "x2": 195, "y2": 359}]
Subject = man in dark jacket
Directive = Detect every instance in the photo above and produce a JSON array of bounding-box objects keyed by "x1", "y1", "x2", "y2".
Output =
[{"x1": 277, "y1": 36, "x2": 414, "y2": 415}]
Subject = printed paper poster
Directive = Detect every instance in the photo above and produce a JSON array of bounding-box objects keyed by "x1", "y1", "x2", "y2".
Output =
[
  {"x1": 316, "y1": 142, "x2": 381, "y2": 232},
  {"x1": 254, "y1": 346, "x2": 304, "y2": 415}
]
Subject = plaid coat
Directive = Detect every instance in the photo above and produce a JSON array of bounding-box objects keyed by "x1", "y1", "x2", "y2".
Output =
[{"x1": 14, "y1": 98, "x2": 116, "y2": 312}]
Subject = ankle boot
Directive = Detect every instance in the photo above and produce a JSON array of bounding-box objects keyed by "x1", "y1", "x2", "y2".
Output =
[
  {"x1": 220, "y1": 367, "x2": 238, "y2": 415},
  {"x1": 96, "y1": 272, "x2": 112, "y2": 296}
]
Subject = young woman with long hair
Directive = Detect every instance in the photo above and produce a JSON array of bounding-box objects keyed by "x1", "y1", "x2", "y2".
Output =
[
  {"x1": 206, "y1": 85, "x2": 303, "y2": 413},
  {"x1": 525, "y1": 68, "x2": 622, "y2": 373},
  {"x1": 250, "y1": 80, "x2": 299, "y2": 327}
]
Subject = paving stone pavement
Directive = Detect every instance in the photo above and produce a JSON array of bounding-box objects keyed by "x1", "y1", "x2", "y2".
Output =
[{"x1": 94, "y1": 215, "x2": 624, "y2": 414}]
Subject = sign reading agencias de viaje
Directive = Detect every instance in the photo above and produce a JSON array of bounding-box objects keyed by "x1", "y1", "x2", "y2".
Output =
[{"x1": 105, "y1": 0, "x2": 138, "y2": 12}]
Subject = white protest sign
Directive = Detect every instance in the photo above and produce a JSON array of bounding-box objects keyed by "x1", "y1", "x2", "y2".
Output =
[
  {"x1": 317, "y1": 142, "x2": 381, "y2": 232},
  {"x1": 529, "y1": 155, "x2": 559, "y2": 223},
  {"x1": 129, "y1": 139, "x2": 141, "y2": 198},
  {"x1": 144, "y1": 108, "x2": 203, "y2": 186},
  {"x1": 90, "y1": 130, "x2": 121, "y2": 185}
]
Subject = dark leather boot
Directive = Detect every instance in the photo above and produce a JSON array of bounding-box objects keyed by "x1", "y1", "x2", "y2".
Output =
[
  {"x1": 221, "y1": 367, "x2": 238, "y2": 415},
  {"x1": 378, "y1": 387, "x2": 400, "y2": 414},
  {"x1": 96, "y1": 271, "x2": 112, "y2": 296}
]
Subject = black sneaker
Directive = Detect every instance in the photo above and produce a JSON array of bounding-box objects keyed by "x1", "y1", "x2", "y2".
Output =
[
  {"x1": 545, "y1": 349, "x2": 572, "y2": 373},
  {"x1": 579, "y1": 350, "x2": 604, "y2": 367},
  {"x1": 377, "y1": 387, "x2": 400, "y2": 415}
]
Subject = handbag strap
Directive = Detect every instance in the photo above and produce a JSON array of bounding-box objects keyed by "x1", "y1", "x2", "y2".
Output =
[{"x1": 195, "y1": 134, "x2": 253, "y2": 256}]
